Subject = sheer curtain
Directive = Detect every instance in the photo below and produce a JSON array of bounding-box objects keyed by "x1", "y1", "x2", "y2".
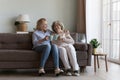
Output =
[
  {"x1": 77, "y1": 0, "x2": 86, "y2": 33},
  {"x1": 102, "y1": 0, "x2": 120, "y2": 63}
]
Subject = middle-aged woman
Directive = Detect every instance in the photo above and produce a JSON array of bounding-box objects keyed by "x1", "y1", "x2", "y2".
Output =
[{"x1": 32, "y1": 18, "x2": 63, "y2": 76}]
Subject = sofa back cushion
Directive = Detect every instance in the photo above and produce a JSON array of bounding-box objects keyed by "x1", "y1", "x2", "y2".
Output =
[
  {"x1": 0, "y1": 32, "x2": 87, "y2": 50},
  {"x1": 0, "y1": 33, "x2": 32, "y2": 50},
  {"x1": 70, "y1": 33, "x2": 88, "y2": 51},
  {"x1": 70, "y1": 33, "x2": 78, "y2": 42}
]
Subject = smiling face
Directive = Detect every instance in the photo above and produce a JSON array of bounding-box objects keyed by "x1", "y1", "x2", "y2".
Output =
[
  {"x1": 40, "y1": 21, "x2": 48, "y2": 31},
  {"x1": 52, "y1": 21, "x2": 64, "y2": 33},
  {"x1": 53, "y1": 23, "x2": 62, "y2": 33},
  {"x1": 36, "y1": 18, "x2": 48, "y2": 32}
]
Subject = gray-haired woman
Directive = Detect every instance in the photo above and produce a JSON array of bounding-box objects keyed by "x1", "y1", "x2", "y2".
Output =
[{"x1": 51, "y1": 21, "x2": 80, "y2": 76}]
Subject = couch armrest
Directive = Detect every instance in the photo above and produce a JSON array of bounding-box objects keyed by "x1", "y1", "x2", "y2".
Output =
[
  {"x1": 87, "y1": 44, "x2": 92, "y2": 66},
  {"x1": 73, "y1": 42, "x2": 88, "y2": 51},
  {"x1": 73, "y1": 43, "x2": 92, "y2": 66}
]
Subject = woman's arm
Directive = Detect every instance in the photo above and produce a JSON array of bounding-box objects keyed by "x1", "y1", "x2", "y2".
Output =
[
  {"x1": 60, "y1": 30, "x2": 75, "y2": 44},
  {"x1": 63, "y1": 33, "x2": 75, "y2": 44},
  {"x1": 32, "y1": 32, "x2": 48, "y2": 45}
]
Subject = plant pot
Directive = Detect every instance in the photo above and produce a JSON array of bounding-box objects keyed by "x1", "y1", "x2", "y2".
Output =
[{"x1": 93, "y1": 48, "x2": 97, "y2": 54}]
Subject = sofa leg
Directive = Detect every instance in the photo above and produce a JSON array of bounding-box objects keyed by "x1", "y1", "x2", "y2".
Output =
[{"x1": 80, "y1": 66, "x2": 86, "y2": 72}]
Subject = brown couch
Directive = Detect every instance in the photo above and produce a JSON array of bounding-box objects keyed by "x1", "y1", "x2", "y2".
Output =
[{"x1": 0, "y1": 32, "x2": 92, "y2": 72}]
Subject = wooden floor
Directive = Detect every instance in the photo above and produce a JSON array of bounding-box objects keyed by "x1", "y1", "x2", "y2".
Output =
[
  {"x1": 82, "y1": 59, "x2": 120, "y2": 80},
  {"x1": 0, "y1": 59, "x2": 120, "y2": 80}
]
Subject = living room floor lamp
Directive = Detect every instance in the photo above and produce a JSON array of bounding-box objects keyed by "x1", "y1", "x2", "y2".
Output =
[{"x1": 15, "y1": 14, "x2": 30, "y2": 32}]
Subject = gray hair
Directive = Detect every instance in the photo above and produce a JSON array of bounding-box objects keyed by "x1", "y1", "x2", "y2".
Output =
[{"x1": 51, "y1": 20, "x2": 64, "y2": 33}]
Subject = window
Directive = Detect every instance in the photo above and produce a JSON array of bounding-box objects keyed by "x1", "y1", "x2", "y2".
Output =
[{"x1": 102, "y1": 0, "x2": 120, "y2": 63}]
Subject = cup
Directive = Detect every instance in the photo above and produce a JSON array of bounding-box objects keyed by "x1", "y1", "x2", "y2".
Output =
[
  {"x1": 53, "y1": 34, "x2": 59, "y2": 40},
  {"x1": 49, "y1": 35, "x2": 53, "y2": 41}
]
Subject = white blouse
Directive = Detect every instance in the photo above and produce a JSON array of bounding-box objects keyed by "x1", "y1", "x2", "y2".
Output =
[{"x1": 52, "y1": 30, "x2": 74, "y2": 47}]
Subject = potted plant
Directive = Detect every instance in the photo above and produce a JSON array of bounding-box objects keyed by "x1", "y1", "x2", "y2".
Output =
[{"x1": 90, "y1": 39, "x2": 100, "y2": 54}]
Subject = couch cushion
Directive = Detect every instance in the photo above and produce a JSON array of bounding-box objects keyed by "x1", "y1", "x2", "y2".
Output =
[
  {"x1": 0, "y1": 50, "x2": 40, "y2": 61},
  {"x1": 76, "y1": 33, "x2": 87, "y2": 43},
  {"x1": 0, "y1": 33, "x2": 32, "y2": 50},
  {"x1": 74, "y1": 42, "x2": 88, "y2": 51},
  {"x1": 70, "y1": 33, "x2": 87, "y2": 43},
  {"x1": 70, "y1": 33, "x2": 78, "y2": 42}
]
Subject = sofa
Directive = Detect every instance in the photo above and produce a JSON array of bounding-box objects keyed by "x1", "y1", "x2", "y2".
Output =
[{"x1": 0, "y1": 32, "x2": 92, "y2": 72}]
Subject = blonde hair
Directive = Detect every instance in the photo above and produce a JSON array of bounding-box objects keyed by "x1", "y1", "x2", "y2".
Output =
[
  {"x1": 36, "y1": 18, "x2": 46, "y2": 30},
  {"x1": 51, "y1": 20, "x2": 64, "y2": 33}
]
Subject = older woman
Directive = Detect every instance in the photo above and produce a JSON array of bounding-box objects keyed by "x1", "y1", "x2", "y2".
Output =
[
  {"x1": 51, "y1": 21, "x2": 80, "y2": 76},
  {"x1": 32, "y1": 18, "x2": 63, "y2": 76}
]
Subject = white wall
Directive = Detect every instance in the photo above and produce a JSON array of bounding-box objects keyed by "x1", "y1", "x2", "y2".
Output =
[
  {"x1": 86, "y1": 0, "x2": 102, "y2": 42},
  {"x1": 0, "y1": 0, "x2": 77, "y2": 33}
]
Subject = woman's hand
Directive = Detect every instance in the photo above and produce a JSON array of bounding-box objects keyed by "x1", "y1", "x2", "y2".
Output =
[
  {"x1": 64, "y1": 30, "x2": 69, "y2": 34},
  {"x1": 38, "y1": 36, "x2": 49, "y2": 43},
  {"x1": 57, "y1": 36, "x2": 64, "y2": 42},
  {"x1": 44, "y1": 36, "x2": 49, "y2": 40}
]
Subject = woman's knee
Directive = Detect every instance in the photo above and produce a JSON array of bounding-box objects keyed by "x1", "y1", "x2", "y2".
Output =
[
  {"x1": 59, "y1": 47, "x2": 67, "y2": 54},
  {"x1": 67, "y1": 44, "x2": 75, "y2": 49},
  {"x1": 44, "y1": 44, "x2": 51, "y2": 50},
  {"x1": 59, "y1": 47, "x2": 66, "y2": 51},
  {"x1": 51, "y1": 44, "x2": 58, "y2": 49}
]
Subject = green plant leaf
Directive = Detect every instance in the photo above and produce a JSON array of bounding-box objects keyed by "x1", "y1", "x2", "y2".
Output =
[{"x1": 90, "y1": 38, "x2": 100, "y2": 48}]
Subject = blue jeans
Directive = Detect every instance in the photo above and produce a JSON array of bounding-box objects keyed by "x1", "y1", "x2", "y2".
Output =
[{"x1": 34, "y1": 43, "x2": 59, "y2": 68}]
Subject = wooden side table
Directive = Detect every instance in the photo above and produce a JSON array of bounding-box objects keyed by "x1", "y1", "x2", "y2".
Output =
[{"x1": 92, "y1": 53, "x2": 108, "y2": 72}]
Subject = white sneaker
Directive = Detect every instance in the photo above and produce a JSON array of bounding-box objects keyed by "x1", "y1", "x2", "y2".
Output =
[
  {"x1": 66, "y1": 69, "x2": 72, "y2": 76},
  {"x1": 73, "y1": 70, "x2": 80, "y2": 76},
  {"x1": 55, "y1": 68, "x2": 64, "y2": 76},
  {"x1": 38, "y1": 68, "x2": 45, "y2": 76}
]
